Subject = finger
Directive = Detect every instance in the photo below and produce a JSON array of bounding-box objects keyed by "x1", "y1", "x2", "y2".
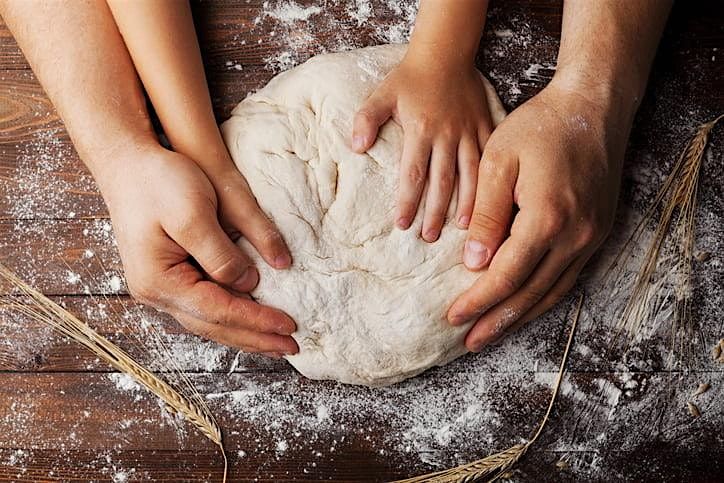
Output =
[
  {"x1": 514, "y1": 253, "x2": 592, "y2": 327},
  {"x1": 352, "y1": 89, "x2": 394, "y2": 153},
  {"x1": 448, "y1": 210, "x2": 556, "y2": 324},
  {"x1": 421, "y1": 142, "x2": 456, "y2": 242},
  {"x1": 455, "y1": 135, "x2": 481, "y2": 228},
  {"x1": 396, "y1": 135, "x2": 432, "y2": 229},
  {"x1": 463, "y1": 248, "x2": 578, "y2": 352},
  {"x1": 463, "y1": 151, "x2": 518, "y2": 270},
  {"x1": 478, "y1": 121, "x2": 492, "y2": 153},
  {"x1": 166, "y1": 206, "x2": 259, "y2": 293},
  {"x1": 230, "y1": 184, "x2": 292, "y2": 270},
  {"x1": 174, "y1": 311, "x2": 298, "y2": 354},
  {"x1": 157, "y1": 263, "x2": 297, "y2": 337}
]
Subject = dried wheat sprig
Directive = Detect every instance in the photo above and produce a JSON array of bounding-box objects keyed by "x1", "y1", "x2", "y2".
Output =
[
  {"x1": 605, "y1": 114, "x2": 722, "y2": 357},
  {"x1": 0, "y1": 263, "x2": 228, "y2": 482},
  {"x1": 395, "y1": 294, "x2": 584, "y2": 483}
]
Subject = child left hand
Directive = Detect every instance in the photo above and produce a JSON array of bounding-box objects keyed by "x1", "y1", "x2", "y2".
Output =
[{"x1": 351, "y1": 52, "x2": 493, "y2": 242}]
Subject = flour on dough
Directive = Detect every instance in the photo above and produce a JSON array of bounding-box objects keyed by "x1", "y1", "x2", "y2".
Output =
[{"x1": 221, "y1": 44, "x2": 506, "y2": 386}]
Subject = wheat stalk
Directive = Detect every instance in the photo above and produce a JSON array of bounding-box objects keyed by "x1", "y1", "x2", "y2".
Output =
[
  {"x1": 395, "y1": 294, "x2": 584, "y2": 483},
  {"x1": 0, "y1": 262, "x2": 228, "y2": 482},
  {"x1": 605, "y1": 114, "x2": 722, "y2": 360}
]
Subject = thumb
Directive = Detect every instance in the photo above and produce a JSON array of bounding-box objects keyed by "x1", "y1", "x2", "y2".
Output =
[
  {"x1": 169, "y1": 208, "x2": 258, "y2": 293},
  {"x1": 464, "y1": 154, "x2": 517, "y2": 271},
  {"x1": 352, "y1": 89, "x2": 394, "y2": 153}
]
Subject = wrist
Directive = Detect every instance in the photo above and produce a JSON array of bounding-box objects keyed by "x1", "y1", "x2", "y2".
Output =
[
  {"x1": 86, "y1": 137, "x2": 163, "y2": 196},
  {"x1": 550, "y1": 67, "x2": 641, "y2": 124},
  {"x1": 405, "y1": 40, "x2": 478, "y2": 72}
]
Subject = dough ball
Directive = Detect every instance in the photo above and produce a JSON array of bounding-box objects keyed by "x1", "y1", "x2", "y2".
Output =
[{"x1": 221, "y1": 44, "x2": 506, "y2": 386}]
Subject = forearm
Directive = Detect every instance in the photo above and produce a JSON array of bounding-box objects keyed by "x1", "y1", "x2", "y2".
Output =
[
  {"x1": 406, "y1": 0, "x2": 489, "y2": 68},
  {"x1": 0, "y1": 0, "x2": 155, "y2": 182},
  {"x1": 554, "y1": 0, "x2": 672, "y2": 109},
  {"x1": 107, "y1": 0, "x2": 231, "y2": 178}
]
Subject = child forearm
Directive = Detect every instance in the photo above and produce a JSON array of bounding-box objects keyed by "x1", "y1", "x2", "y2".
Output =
[
  {"x1": 106, "y1": 0, "x2": 232, "y2": 179},
  {"x1": 406, "y1": 0, "x2": 489, "y2": 68}
]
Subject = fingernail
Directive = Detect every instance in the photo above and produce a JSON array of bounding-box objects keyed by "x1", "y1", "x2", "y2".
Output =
[
  {"x1": 352, "y1": 135, "x2": 366, "y2": 152},
  {"x1": 397, "y1": 217, "x2": 411, "y2": 229},
  {"x1": 423, "y1": 228, "x2": 439, "y2": 242},
  {"x1": 274, "y1": 253, "x2": 292, "y2": 269},
  {"x1": 232, "y1": 267, "x2": 258, "y2": 291},
  {"x1": 470, "y1": 342, "x2": 484, "y2": 353},
  {"x1": 278, "y1": 320, "x2": 296, "y2": 335},
  {"x1": 449, "y1": 313, "x2": 467, "y2": 326},
  {"x1": 463, "y1": 240, "x2": 488, "y2": 269},
  {"x1": 458, "y1": 215, "x2": 470, "y2": 228}
]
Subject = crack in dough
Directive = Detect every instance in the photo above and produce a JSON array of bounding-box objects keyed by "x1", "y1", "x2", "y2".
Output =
[{"x1": 222, "y1": 44, "x2": 506, "y2": 386}]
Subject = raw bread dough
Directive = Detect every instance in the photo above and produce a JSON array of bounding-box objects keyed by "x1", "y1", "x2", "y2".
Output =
[{"x1": 221, "y1": 44, "x2": 506, "y2": 386}]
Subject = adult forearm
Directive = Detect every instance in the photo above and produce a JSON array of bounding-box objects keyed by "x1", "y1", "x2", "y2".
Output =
[
  {"x1": 407, "y1": 0, "x2": 489, "y2": 68},
  {"x1": 554, "y1": 0, "x2": 672, "y2": 108},
  {"x1": 0, "y1": 0, "x2": 155, "y2": 180},
  {"x1": 106, "y1": 0, "x2": 231, "y2": 178}
]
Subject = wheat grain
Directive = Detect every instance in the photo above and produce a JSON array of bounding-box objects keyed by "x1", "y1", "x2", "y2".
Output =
[
  {"x1": 692, "y1": 382, "x2": 710, "y2": 398},
  {"x1": 394, "y1": 294, "x2": 584, "y2": 483},
  {"x1": 0, "y1": 263, "x2": 228, "y2": 482}
]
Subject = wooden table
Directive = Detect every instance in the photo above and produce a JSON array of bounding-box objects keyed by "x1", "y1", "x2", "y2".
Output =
[{"x1": 1, "y1": 1, "x2": 722, "y2": 481}]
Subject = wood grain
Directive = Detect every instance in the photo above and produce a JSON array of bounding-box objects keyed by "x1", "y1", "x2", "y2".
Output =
[{"x1": 1, "y1": 0, "x2": 723, "y2": 481}]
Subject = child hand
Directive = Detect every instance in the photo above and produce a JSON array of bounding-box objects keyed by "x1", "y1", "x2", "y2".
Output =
[
  {"x1": 448, "y1": 79, "x2": 634, "y2": 351},
  {"x1": 351, "y1": 54, "x2": 493, "y2": 242},
  {"x1": 98, "y1": 144, "x2": 298, "y2": 356}
]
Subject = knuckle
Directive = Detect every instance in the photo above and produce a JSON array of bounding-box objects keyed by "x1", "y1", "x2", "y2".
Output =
[
  {"x1": 404, "y1": 163, "x2": 427, "y2": 189},
  {"x1": 469, "y1": 211, "x2": 507, "y2": 236},
  {"x1": 355, "y1": 108, "x2": 376, "y2": 125},
  {"x1": 206, "y1": 253, "x2": 246, "y2": 284},
  {"x1": 437, "y1": 170, "x2": 455, "y2": 191},
  {"x1": 574, "y1": 221, "x2": 598, "y2": 250},
  {"x1": 413, "y1": 116, "x2": 433, "y2": 137},
  {"x1": 521, "y1": 287, "x2": 547, "y2": 307},
  {"x1": 539, "y1": 212, "x2": 565, "y2": 238},
  {"x1": 258, "y1": 226, "x2": 285, "y2": 250},
  {"x1": 493, "y1": 271, "x2": 519, "y2": 296}
]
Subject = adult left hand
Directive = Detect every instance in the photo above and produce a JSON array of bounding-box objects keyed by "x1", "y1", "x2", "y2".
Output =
[{"x1": 447, "y1": 79, "x2": 634, "y2": 351}]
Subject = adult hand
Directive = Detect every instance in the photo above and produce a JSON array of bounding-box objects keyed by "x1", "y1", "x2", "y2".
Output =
[
  {"x1": 447, "y1": 79, "x2": 633, "y2": 351},
  {"x1": 352, "y1": 53, "x2": 493, "y2": 242},
  {"x1": 99, "y1": 144, "x2": 298, "y2": 356}
]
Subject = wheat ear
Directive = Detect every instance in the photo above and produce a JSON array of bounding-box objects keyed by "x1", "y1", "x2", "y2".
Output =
[
  {"x1": 606, "y1": 114, "x2": 722, "y2": 357},
  {"x1": 0, "y1": 262, "x2": 228, "y2": 482},
  {"x1": 395, "y1": 294, "x2": 584, "y2": 483}
]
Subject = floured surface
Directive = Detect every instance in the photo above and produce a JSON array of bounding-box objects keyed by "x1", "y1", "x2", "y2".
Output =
[
  {"x1": 222, "y1": 44, "x2": 505, "y2": 386},
  {"x1": 1, "y1": 1, "x2": 722, "y2": 481}
]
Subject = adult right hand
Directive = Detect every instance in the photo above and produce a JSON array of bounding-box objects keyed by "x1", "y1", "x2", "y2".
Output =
[{"x1": 98, "y1": 143, "x2": 298, "y2": 357}]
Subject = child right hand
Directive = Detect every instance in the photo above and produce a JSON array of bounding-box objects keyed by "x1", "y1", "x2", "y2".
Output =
[
  {"x1": 351, "y1": 52, "x2": 493, "y2": 243},
  {"x1": 97, "y1": 143, "x2": 299, "y2": 357}
]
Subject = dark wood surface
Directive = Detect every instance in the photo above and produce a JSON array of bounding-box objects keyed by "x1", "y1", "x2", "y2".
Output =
[{"x1": 1, "y1": 1, "x2": 723, "y2": 482}]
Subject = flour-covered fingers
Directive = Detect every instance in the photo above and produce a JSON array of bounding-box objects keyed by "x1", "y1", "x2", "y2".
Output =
[
  {"x1": 396, "y1": 134, "x2": 431, "y2": 229},
  {"x1": 173, "y1": 311, "x2": 298, "y2": 355},
  {"x1": 447, "y1": 211, "x2": 554, "y2": 325},
  {"x1": 454, "y1": 136, "x2": 481, "y2": 228},
  {"x1": 421, "y1": 143, "x2": 457, "y2": 242},
  {"x1": 462, "y1": 248, "x2": 577, "y2": 351}
]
